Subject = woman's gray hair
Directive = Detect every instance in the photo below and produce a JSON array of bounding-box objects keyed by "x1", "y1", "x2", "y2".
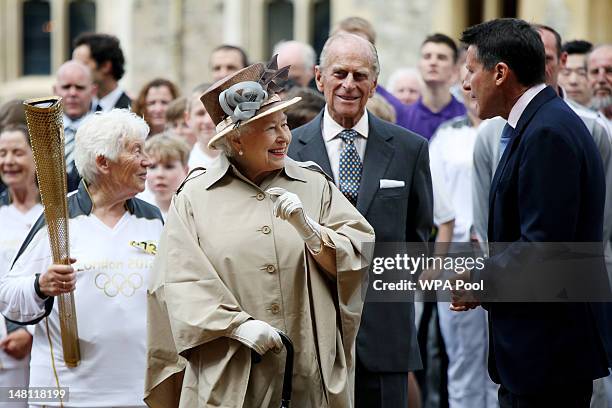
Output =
[
  {"x1": 319, "y1": 32, "x2": 380, "y2": 77},
  {"x1": 74, "y1": 109, "x2": 149, "y2": 184},
  {"x1": 216, "y1": 126, "x2": 251, "y2": 158}
]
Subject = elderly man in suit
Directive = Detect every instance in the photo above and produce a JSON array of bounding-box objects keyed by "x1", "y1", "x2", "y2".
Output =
[
  {"x1": 288, "y1": 32, "x2": 433, "y2": 408},
  {"x1": 454, "y1": 18, "x2": 612, "y2": 407}
]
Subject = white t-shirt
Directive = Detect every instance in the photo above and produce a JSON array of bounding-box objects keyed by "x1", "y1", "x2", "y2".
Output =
[
  {"x1": 0, "y1": 201, "x2": 42, "y2": 372},
  {"x1": 430, "y1": 116, "x2": 482, "y2": 242},
  {"x1": 0, "y1": 189, "x2": 162, "y2": 407}
]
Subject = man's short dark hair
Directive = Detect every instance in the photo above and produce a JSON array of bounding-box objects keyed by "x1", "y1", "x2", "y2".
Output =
[
  {"x1": 460, "y1": 18, "x2": 545, "y2": 87},
  {"x1": 73, "y1": 33, "x2": 126, "y2": 80},
  {"x1": 562, "y1": 40, "x2": 593, "y2": 55},
  {"x1": 211, "y1": 45, "x2": 249, "y2": 68},
  {"x1": 422, "y1": 33, "x2": 459, "y2": 63},
  {"x1": 533, "y1": 24, "x2": 562, "y2": 58}
]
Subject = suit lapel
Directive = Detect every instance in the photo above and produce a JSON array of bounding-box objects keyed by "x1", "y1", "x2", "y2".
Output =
[
  {"x1": 488, "y1": 86, "x2": 558, "y2": 228},
  {"x1": 356, "y1": 113, "x2": 394, "y2": 214},
  {"x1": 292, "y1": 111, "x2": 334, "y2": 177}
]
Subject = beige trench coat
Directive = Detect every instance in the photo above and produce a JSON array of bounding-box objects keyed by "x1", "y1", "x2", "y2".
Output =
[{"x1": 144, "y1": 155, "x2": 374, "y2": 408}]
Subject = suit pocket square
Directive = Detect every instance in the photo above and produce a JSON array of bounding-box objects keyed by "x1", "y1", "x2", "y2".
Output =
[{"x1": 379, "y1": 179, "x2": 405, "y2": 189}]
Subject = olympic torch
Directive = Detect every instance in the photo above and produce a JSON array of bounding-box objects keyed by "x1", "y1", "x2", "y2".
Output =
[{"x1": 23, "y1": 97, "x2": 81, "y2": 367}]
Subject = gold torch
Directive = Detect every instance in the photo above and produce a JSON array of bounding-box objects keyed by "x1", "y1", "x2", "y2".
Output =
[{"x1": 23, "y1": 97, "x2": 80, "y2": 367}]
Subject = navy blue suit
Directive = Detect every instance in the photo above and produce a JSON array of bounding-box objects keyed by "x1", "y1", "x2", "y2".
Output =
[{"x1": 473, "y1": 86, "x2": 612, "y2": 395}]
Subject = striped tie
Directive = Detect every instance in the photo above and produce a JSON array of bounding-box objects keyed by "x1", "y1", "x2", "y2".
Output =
[
  {"x1": 64, "y1": 125, "x2": 77, "y2": 172},
  {"x1": 338, "y1": 129, "x2": 362, "y2": 205}
]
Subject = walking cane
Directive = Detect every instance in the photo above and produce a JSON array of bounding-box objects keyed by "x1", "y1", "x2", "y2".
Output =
[{"x1": 278, "y1": 331, "x2": 294, "y2": 408}]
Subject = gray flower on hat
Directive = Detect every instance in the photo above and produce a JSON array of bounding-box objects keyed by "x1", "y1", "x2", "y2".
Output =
[{"x1": 217, "y1": 55, "x2": 290, "y2": 125}]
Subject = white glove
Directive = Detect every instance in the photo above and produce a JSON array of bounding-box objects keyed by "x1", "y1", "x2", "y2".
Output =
[
  {"x1": 229, "y1": 320, "x2": 282, "y2": 356},
  {"x1": 266, "y1": 187, "x2": 323, "y2": 254}
]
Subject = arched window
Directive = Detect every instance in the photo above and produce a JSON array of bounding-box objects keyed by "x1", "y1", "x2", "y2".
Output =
[
  {"x1": 312, "y1": 0, "x2": 330, "y2": 56},
  {"x1": 266, "y1": 0, "x2": 294, "y2": 58},
  {"x1": 22, "y1": 0, "x2": 51, "y2": 75},
  {"x1": 68, "y1": 0, "x2": 96, "y2": 55}
]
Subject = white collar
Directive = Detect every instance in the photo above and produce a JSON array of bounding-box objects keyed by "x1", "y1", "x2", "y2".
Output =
[
  {"x1": 322, "y1": 105, "x2": 369, "y2": 142},
  {"x1": 96, "y1": 87, "x2": 124, "y2": 112},
  {"x1": 507, "y1": 83, "x2": 546, "y2": 128}
]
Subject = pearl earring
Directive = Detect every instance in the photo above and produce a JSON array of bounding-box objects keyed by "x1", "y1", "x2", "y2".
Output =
[{"x1": 239, "y1": 150, "x2": 244, "y2": 156}]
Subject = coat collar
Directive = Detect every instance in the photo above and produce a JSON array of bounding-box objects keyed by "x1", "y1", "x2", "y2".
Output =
[{"x1": 201, "y1": 154, "x2": 308, "y2": 190}]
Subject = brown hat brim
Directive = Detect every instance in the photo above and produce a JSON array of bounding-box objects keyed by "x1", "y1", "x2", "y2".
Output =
[{"x1": 207, "y1": 96, "x2": 302, "y2": 150}]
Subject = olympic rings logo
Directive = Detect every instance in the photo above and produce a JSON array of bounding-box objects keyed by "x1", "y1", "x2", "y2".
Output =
[{"x1": 94, "y1": 272, "x2": 143, "y2": 297}]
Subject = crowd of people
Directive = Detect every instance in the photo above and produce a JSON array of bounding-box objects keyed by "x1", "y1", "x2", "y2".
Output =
[{"x1": 0, "y1": 14, "x2": 611, "y2": 408}]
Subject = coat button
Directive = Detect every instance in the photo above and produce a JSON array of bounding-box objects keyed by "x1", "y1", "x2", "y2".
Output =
[
  {"x1": 262, "y1": 226, "x2": 271, "y2": 234},
  {"x1": 270, "y1": 303, "x2": 280, "y2": 314},
  {"x1": 266, "y1": 264, "x2": 276, "y2": 273},
  {"x1": 256, "y1": 192, "x2": 265, "y2": 201}
]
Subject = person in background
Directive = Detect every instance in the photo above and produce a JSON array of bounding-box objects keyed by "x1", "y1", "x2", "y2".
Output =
[
  {"x1": 53, "y1": 60, "x2": 96, "y2": 192},
  {"x1": 72, "y1": 32, "x2": 131, "y2": 111},
  {"x1": 0, "y1": 99, "x2": 27, "y2": 195},
  {"x1": 184, "y1": 82, "x2": 219, "y2": 170},
  {"x1": 209, "y1": 44, "x2": 249, "y2": 82},
  {"x1": 164, "y1": 96, "x2": 197, "y2": 148},
  {"x1": 387, "y1": 67, "x2": 423, "y2": 106},
  {"x1": 559, "y1": 40, "x2": 594, "y2": 109},
  {"x1": 274, "y1": 40, "x2": 316, "y2": 88},
  {"x1": 366, "y1": 94, "x2": 397, "y2": 123},
  {"x1": 399, "y1": 33, "x2": 466, "y2": 140},
  {"x1": 332, "y1": 16, "x2": 377, "y2": 44},
  {"x1": 133, "y1": 78, "x2": 180, "y2": 137},
  {"x1": 285, "y1": 87, "x2": 325, "y2": 129},
  {"x1": 587, "y1": 44, "x2": 612, "y2": 124},
  {"x1": 0, "y1": 125, "x2": 41, "y2": 408},
  {"x1": 143, "y1": 134, "x2": 189, "y2": 218}
]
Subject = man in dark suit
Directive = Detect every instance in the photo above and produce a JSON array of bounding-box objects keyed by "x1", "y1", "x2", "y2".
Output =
[
  {"x1": 453, "y1": 18, "x2": 612, "y2": 407},
  {"x1": 288, "y1": 32, "x2": 433, "y2": 407},
  {"x1": 73, "y1": 33, "x2": 131, "y2": 112}
]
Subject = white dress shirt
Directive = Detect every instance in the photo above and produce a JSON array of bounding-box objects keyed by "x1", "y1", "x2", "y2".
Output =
[
  {"x1": 322, "y1": 105, "x2": 369, "y2": 184},
  {"x1": 507, "y1": 83, "x2": 547, "y2": 128},
  {"x1": 92, "y1": 86, "x2": 125, "y2": 112}
]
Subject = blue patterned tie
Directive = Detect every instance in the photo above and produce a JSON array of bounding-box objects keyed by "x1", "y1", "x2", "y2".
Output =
[
  {"x1": 338, "y1": 129, "x2": 362, "y2": 205},
  {"x1": 498, "y1": 123, "x2": 514, "y2": 160}
]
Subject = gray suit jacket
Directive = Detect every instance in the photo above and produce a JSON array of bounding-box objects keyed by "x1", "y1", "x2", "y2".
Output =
[{"x1": 289, "y1": 110, "x2": 433, "y2": 372}]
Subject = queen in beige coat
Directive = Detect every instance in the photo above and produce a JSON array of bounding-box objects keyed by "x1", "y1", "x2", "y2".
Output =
[{"x1": 144, "y1": 58, "x2": 374, "y2": 408}]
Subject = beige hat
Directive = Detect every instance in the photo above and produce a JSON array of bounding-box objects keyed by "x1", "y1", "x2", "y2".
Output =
[{"x1": 201, "y1": 55, "x2": 301, "y2": 149}]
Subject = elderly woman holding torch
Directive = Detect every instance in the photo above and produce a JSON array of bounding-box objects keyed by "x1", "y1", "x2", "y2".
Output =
[
  {"x1": 0, "y1": 109, "x2": 163, "y2": 407},
  {"x1": 144, "y1": 58, "x2": 374, "y2": 407}
]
